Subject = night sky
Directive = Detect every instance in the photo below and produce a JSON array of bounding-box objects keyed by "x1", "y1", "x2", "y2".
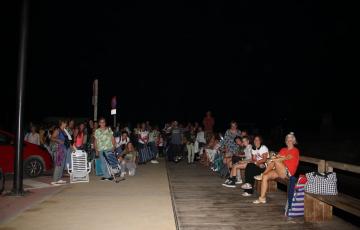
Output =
[{"x1": 2, "y1": 0, "x2": 358, "y2": 137}]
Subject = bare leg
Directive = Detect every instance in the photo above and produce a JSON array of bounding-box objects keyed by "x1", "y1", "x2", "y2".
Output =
[
  {"x1": 274, "y1": 161, "x2": 287, "y2": 178},
  {"x1": 260, "y1": 170, "x2": 279, "y2": 198},
  {"x1": 262, "y1": 161, "x2": 275, "y2": 175}
]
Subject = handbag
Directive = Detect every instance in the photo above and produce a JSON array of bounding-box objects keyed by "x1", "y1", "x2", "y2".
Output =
[{"x1": 305, "y1": 172, "x2": 338, "y2": 195}]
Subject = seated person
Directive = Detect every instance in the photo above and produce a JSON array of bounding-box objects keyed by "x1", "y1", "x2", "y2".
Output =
[
  {"x1": 118, "y1": 142, "x2": 138, "y2": 176},
  {"x1": 222, "y1": 136, "x2": 252, "y2": 187},
  {"x1": 253, "y1": 132, "x2": 299, "y2": 204},
  {"x1": 240, "y1": 135, "x2": 269, "y2": 194},
  {"x1": 202, "y1": 135, "x2": 219, "y2": 166}
]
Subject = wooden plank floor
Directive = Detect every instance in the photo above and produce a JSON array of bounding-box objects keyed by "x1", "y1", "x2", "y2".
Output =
[{"x1": 166, "y1": 161, "x2": 358, "y2": 230}]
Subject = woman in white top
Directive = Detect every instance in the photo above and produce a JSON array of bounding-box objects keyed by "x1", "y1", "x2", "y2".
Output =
[
  {"x1": 240, "y1": 135, "x2": 269, "y2": 195},
  {"x1": 25, "y1": 126, "x2": 40, "y2": 145}
]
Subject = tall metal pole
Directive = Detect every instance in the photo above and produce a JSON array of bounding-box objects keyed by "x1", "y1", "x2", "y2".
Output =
[
  {"x1": 12, "y1": 0, "x2": 29, "y2": 196},
  {"x1": 93, "y1": 79, "x2": 98, "y2": 121}
]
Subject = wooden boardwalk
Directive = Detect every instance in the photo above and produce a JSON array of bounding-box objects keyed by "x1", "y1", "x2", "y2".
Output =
[{"x1": 166, "y1": 161, "x2": 357, "y2": 230}]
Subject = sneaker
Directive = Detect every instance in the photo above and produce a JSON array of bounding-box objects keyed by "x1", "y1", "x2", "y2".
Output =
[
  {"x1": 221, "y1": 179, "x2": 230, "y2": 186},
  {"x1": 241, "y1": 183, "x2": 252, "y2": 190},
  {"x1": 50, "y1": 182, "x2": 61, "y2": 186},
  {"x1": 101, "y1": 177, "x2": 113, "y2": 181},
  {"x1": 242, "y1": 192, "x2": 252, "y2": 197},
  {"x1": 253, "y1": 197, "x2": 267, "y2": 204},
  {"x1": 235, "y1": 179, "x2": 243, "y2": 185},
  {"x1": 151, "y1": 160, "x2": 159, "y2": 164},
  {"x1": 120, "y1": 172, "x2": 126, "y2": 178},
  {"x1": 222, "y1": 181, "x2": 236, "y2": 188},
  {"x1": 56, "y1": 180, "x2": 67, "y2": 184},
  {"x1": 254, "y1": 174, "x2": 263, "y2": 181}
]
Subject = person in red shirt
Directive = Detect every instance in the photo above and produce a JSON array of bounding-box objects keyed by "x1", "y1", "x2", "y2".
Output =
[
  {"x1": 253, "y1": 132, "x2": 299, "y2": 204},
  {"x1": 203, "y1": 111, "x2": 215, "y2": 141}
]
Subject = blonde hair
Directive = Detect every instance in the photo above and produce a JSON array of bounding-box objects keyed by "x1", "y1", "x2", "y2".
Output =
[{"x1": 285, "y1": 132, "x2": 297, "y2": 145}]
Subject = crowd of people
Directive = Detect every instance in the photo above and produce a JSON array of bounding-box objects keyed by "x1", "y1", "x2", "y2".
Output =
[{"x1": 24, "y1": 110, "x2": 299, "y2": 204}]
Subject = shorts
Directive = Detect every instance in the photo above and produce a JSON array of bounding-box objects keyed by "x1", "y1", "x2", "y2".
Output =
[
  {"x1": 232, "y1": 156, "x2": 242, "y2": 164},
  {"x1": 285, "y1": 167, "x2": 291, "y2": 178}
]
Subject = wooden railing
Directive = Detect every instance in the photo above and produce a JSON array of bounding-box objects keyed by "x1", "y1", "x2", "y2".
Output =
[
  {"x1": 326, "y1": 161, "x2": 360, "y2": 174},
  {"x1": 300, "y1": 156, "x2": 326, "y2": 173}
]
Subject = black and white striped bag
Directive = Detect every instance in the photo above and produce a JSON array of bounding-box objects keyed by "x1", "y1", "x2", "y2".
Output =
[{"x1": 305, "y1": 172, "x2": 338, "y2": 195}]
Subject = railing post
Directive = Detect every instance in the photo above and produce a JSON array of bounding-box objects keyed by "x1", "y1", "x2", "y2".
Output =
[{"x1": 318, "y1": 160, "x2": 326, "y2": 173}]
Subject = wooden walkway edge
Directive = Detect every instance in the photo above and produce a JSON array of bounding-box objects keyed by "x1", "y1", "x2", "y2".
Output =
[{"x1": 166, "y1": 161, "x2": 357, "y2": 230}]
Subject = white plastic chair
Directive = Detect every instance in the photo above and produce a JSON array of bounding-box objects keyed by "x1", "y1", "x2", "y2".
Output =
[{"x1": 67, "y1": 149, "x2": 92, "y2": 183}]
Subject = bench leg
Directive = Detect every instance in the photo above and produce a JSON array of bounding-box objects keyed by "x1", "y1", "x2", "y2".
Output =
[{"x1": 304, "y1": 193, "x2": 333, "y2": 222}]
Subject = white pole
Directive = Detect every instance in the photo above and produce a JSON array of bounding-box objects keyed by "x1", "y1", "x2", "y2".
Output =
[{"x1": 93, "y1": 79, "x2": 98, "y2": 121}]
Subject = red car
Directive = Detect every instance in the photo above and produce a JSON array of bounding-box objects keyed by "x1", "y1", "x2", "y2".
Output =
[{"x1": 0, "y1": 130, "x2": 53, "y2": 177}]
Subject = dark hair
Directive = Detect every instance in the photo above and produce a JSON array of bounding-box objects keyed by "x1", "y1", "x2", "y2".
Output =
[
  {"x1": 253, "y1": 135, "x2": 263, "y2": 144},
  {"x1": 234, "y1": 136, "x2": 242, "y2": 142},
  {"x1": 98, "y1": 117, "x2": 106, "y2": 122}
]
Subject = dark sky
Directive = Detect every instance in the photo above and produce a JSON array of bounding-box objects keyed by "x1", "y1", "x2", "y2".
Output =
[{"x1": 1, "y1": 0, "x2": 358, "y2": 134}]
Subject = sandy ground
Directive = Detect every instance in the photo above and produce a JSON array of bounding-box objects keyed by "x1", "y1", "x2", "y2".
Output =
[{"x1": 0, "y1": 159, "x2": 176, "y2": 230}]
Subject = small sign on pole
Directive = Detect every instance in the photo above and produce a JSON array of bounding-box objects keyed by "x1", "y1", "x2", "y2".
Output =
[{"x1": 111, "y1": 96, "x2": 117, "y2": 127}]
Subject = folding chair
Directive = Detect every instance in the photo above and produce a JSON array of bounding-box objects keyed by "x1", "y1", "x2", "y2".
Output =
[{"x1": 67, "y1": 150, "x2": 92, "y2": 183}]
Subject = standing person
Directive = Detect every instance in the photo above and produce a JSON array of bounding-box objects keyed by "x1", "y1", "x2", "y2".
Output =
[
  {"x1": 94, "y1": 117, "x2": 116, "y2": 181},
  {"x1": 185, "y1": 127, "x2": 196, "y2": 164},
  {"x1": 138, "y1": 123, "x2": 151, "y2": 164},
  {"x1": 157, "y1": 133, "x2": 165, "y2": 157},
  {"x1": 169, "y1": 121, "x2": 183, "y2": 162},
  {"x1": 73, "y1": 123, "x2": 87, "y2": 150},
  {"x1": 149, "y1": 126, "x2": 160, "y2": 164},
  {"x1": 50, "y1": 121, "x2": 69, "y2": 185},
  {"x1": 203, "y1": 111, "x2": 215, "y2": 141},
  {"x1": 195, "y1": 126, "x2": 206, "y2": 155},
  {"x1": 221, "y1": 121, "x2": 241, "y2": 169},
  {"x1": 67, "y1": 120, "x2": 75, "y2": 137},
  {"x1": 25, "y1": 125, "x2": 40, "y2": 145}
]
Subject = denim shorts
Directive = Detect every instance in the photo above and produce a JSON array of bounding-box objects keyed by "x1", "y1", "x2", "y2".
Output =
[{"x1": 285, "y1": 167, "x2": 291, "y2": 178}]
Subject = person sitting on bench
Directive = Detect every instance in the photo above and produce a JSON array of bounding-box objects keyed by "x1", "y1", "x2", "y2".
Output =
[
  {"x1": 253, "y1": 132, "x2": 300, "y2": 204},
  {"x1": 240, "y1": 135, "x2": 269, "y2": 195}
]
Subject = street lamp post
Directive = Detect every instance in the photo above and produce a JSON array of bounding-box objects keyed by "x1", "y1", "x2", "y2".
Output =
[{"x1": 11, "y1": 0, "x2": 29, "y2": 196}]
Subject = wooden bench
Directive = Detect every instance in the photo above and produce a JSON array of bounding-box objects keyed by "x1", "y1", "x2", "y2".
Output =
[
  {"x1": 305, "y1": 193, "x2": 360, "y2": 222},
  {"x1": 305, "y1": 161, "x2": 360, "y2": 222}
]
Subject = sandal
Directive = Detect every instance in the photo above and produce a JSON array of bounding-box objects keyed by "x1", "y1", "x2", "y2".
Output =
[{"x1": 253, "y1": 197, "x2": 267, "y2": 204}]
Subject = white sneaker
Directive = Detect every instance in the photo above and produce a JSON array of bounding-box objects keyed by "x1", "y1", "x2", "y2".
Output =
[
  {"x1": 151, "y1": 160, "x2": 159, "y2": 164},
  {"x1": 241, "y1": 183, "x2": 252, "y2": 190},
  {"x1": 235, "y1": 179, "x2": 243, "y2": 185},
  {"x1": 254, "y1": 174, "x2": 263, "y2": 181},
  {"x1": 56, "y1": 180, "x2": 67, "y2": 184},
  {"x1": 51, "y1": 182, "x2": 61, "y2": 186},
  {"x1": 120, "y1": 172, "x2": 126, "y2": 178},
  {"x1": 242, "y1": 192, "x2": 252, "y2": 197}
]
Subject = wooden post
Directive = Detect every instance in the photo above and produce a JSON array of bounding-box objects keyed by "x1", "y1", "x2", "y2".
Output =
[{"x1": 318, "y1": 160, "x2": 326, "y2": 173}]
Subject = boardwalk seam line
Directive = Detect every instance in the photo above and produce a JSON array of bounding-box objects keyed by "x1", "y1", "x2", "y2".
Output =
[{"x1": 166, "y1": 160, "x2": 180, "y2": 230}]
